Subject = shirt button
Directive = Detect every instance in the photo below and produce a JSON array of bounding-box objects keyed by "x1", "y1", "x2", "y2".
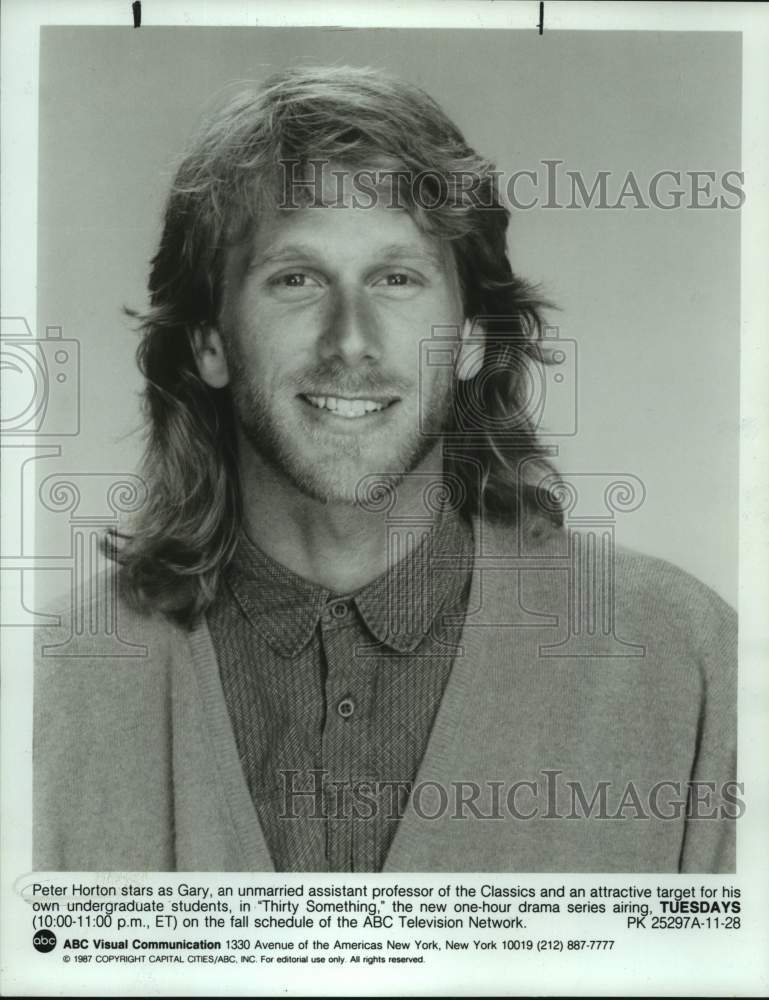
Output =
[
  {"x1": 337, "y1": 696, "x2": 355, "y2": 719},
  {"x1": 330, "y1": 600, "x2": 349, "y2": 620}
]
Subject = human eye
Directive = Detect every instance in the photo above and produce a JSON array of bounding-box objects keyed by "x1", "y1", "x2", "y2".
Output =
[
  {"x1": 269, "y1": 271, "x2": 321, "y2": 289},
  {"x1": 266, "y1": 270, "x2": 324, "y2": 298},
  {"x1": 372, "y1": 270, "x2": 425, "y2": 291}
]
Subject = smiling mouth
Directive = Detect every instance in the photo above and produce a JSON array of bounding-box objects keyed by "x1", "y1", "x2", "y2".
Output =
[{"x1": 301, "y1": 394, "x2": 399, "y2": 419}]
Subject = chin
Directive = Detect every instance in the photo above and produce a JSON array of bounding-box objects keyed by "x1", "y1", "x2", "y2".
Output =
[
  {"x1": 289, "y1": 460, "x2": 409, "y2": 508},
  {"x1": 242, "y1": 415, "x2": 441, "y2": 508}
]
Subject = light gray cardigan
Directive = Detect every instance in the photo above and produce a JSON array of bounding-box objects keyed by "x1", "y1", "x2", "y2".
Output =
[{"x1": 34, "y1": 518, "x2": 737, "y2": 872}]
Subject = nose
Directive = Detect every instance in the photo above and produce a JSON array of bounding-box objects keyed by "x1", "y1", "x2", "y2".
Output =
[{"x1": 318, "y1": 285, "x2": 381, "y2": 366}]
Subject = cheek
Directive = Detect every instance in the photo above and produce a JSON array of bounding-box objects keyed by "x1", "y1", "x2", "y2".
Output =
[
  {"x1": 404, "y1": 290, "x2": 464, "y2": 339},
  {"x1": 239, "y1": 295, "x2": 322, "y2": 356},
  {"x1": 229, "y1": 333, "x2": 310, "y2": 404},
  {"x1": 226, "y1": 300, "x2": 278, "y2": 368}
]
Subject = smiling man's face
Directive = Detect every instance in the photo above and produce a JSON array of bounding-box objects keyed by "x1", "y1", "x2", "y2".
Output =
[{"x1": 210, "y1": 189, "x2": 466, "y2": 505}]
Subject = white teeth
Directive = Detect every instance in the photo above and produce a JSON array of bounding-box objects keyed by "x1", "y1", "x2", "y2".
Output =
[{"x1": 305, "y1": 395, "x2": 389, "y2": 418}]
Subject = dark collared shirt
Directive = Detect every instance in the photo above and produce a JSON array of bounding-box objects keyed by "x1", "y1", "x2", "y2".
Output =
[{"x1": 206, "y1": 508, "x2": 473, "y2": 873}]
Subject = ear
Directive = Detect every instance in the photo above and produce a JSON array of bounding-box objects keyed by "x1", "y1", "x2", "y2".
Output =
[
  {"x1": 455, "y1": 317, "x2": 485, "y2": 381},
  {"x1": 190, "y1": 326, "x2": 230, "y2": 389}
]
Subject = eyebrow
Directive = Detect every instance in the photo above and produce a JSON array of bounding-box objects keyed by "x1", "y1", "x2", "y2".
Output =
[
  {"x1": 378, "y1": 242, "x2": 447, "y2": 271},
  {"x1": 249, "y1": 240, "x2": 447, "y2": 272}
]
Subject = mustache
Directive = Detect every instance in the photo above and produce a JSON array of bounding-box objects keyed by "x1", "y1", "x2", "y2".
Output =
[{"x1": 292, "y1": 364, "x2": 412, "y2": 398}]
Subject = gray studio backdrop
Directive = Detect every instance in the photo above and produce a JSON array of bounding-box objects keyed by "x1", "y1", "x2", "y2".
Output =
[{"x1": 35, "y1": 27, "x2": 740, "y2": 607}]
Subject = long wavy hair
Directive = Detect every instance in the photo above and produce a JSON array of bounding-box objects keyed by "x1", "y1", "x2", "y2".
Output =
[{"x1": 110, "y1": 65, "x2": 564, "y2": 626}]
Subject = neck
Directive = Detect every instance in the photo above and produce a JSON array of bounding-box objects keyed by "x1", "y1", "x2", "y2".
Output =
[{"x1": 237, "y1": 443, "x2": 446, "y2": 594}]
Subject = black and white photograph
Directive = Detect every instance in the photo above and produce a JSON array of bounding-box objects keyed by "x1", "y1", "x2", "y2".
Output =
[{"x1": 1, "y1": 2, "x2": 767, "y2": 996}]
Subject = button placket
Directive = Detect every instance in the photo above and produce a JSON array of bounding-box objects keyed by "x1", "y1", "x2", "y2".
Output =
[{"x1": 318, "y1": 594, "x2": 384, "y2": 871}]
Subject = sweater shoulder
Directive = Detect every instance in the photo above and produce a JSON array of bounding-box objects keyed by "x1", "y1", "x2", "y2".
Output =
[
  {"x1": 514, "y1": 516, "x2": 735, "y2": 618},
  {"x1": 34, "y1": 564, "x2": 183, "y2": 675},
  {"x1": 610, "y1": 541, "x2": 736, "y2": 622},
  {"x1": 482, "y1": 515, "x2": 737, "y2": 659}
]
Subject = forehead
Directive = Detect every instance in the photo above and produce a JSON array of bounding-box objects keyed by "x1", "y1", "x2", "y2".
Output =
[
  {"x1": 230, "y1": 160, "x2": 454, "y2": 273},
  {"x1": 247, "y1": 202, "x2": 450, "y2": 269},
  {"x1": 283, "y1": 157, "x2": 406, "y2": 209}
]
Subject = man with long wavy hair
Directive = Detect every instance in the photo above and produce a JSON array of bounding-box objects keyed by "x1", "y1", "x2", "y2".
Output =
[{"x1": 34, "y1": 66, "x2": 737, "y2": 873}]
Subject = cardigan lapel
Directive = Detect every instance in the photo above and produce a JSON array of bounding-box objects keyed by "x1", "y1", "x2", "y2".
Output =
[
  {"x1": 382, "y1": 515, "x2": 563, "y2": 871},
  {"x1": 382, "y1": 518, "x2": 499, "y2": 871},
  {"x1": 176, "y1": 619, "x2": 276, "y2": 871}
]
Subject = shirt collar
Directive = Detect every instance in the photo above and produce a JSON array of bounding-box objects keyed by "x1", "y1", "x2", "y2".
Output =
[
  {"x1": 352, "y1": 507, "x2": 473, "y2": 652},
  {"x1": 224, "y1": 507, "x2": 473, "y2": 658}
]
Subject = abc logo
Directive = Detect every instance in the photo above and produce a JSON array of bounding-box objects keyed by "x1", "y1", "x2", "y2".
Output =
[{"x1": 33, "y1": 931, "x2": 57, "y2": 954}]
